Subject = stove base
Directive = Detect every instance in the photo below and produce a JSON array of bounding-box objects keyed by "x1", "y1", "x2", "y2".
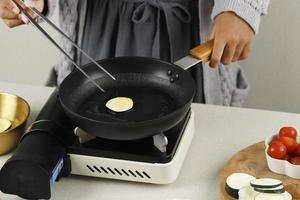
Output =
[{"x1": 68, "y1": 112, "x2": 195, "y2": 184}]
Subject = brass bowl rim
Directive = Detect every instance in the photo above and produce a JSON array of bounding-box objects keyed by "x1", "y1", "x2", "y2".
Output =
[{"x1": 0, "y1": 92, "x2": 30, "y2": 134}]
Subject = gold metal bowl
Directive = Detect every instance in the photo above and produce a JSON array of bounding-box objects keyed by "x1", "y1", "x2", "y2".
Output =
[{"x1": 0, "y1": 92, "x2": 30, "y2": 155}]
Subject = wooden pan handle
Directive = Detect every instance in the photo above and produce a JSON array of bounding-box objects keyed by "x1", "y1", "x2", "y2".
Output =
[{"x1": 189, "y1": 40, "x2": 214, "y2": 64}]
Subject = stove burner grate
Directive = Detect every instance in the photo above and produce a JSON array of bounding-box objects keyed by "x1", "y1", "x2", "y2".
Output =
[{"x1": 67, "y1": 110, "x2": 191, "y2": 163}]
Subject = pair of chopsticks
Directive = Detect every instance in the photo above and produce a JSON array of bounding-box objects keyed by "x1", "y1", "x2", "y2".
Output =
[{"x1": 12, "y1": 0, "x2": 115, "y2": 92}]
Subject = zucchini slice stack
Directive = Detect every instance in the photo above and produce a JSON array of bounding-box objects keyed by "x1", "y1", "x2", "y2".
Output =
[{"x1": 225, "y1": 173, "x2": 292, "y2": 200}]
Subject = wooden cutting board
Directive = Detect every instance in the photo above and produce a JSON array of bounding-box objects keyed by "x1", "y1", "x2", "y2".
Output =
[{"x1": 220, "y1": 142, "x2": 300, "y2": 200}]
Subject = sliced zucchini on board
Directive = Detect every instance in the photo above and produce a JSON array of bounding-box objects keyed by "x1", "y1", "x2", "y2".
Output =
[
  {"x1": 255, "y1": 193, "x2": 289, "y2": 200},
  {"x1": 250, "y1": 178, "x2": 282, "y2": 189},
  {"x1": 238, "y1": 186, "x2": 259, "y2": 200},
  {"x1": 281, "y1": 191, "x2": 292, "y2": 200},
  {"x1": 238, "y1": 186, "x2": 291, "y2": 200},
  {"x1": 225, "y1": 173, "x2": 256, "y2": 199},
  {"x1": 225, "y1": 173, "x2": 292, "y2": 200},
  {"x1": 254, "y1": 185, "x2": 285, "y2": 194},
  {"x1": 0, "y1": 118, "x2": 12, "y2": 133}
]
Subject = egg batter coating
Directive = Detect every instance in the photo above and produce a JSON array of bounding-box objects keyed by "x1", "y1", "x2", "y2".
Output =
[{"x1": 105, "y1": 97, "x2": 134, "y2": 113}]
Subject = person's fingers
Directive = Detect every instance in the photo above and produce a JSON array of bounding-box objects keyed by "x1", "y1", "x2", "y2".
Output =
[
  {"x1": 210, "y1": 37, "x2": 226, "y2": 68},
  {"x1": 24, "y1": 0, "x2": 45, "y2": 13},
  {"x1": 12, "y1": 0, "x2": 30, "y2": 24},
  {"x1": 0, "y1": 7, "x2": 18, "y2": 19},
  {"x1": 232, "y1": 43, "x2": 246, "y2": 62},
  {"x1": 24, "y1": 0, "x2": 38, "y2": 7},
  {"x1": 5, "y1": 0, "x2": 20, "y2": 14},
  {"x1": 221, "y1": 42, "x2": 237, "y2": 65},
  {"x1": 19, "y1": 13, "x2": 29, "y2": 24},
  {"x1": 3, "y1": 18, "x2": 24, "y2": 28},
  {"x1": 239, "y1": 42, "x2": 253, "y2": 60}
]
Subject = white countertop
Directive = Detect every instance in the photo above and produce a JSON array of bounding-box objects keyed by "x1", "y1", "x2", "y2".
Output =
[{"x1": 1, "y1": 81, "x2": 300, "y2": 200}]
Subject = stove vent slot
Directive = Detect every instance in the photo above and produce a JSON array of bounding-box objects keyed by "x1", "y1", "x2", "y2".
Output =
[
  {"x1": 93, "y1": 166, "x2": 101, "y2": 173},
  {"x1": 121, "y1": 169, "x2": 129, "y2": 176},
  {"x1": 135, "y1": 171, "x2": 144, "y2": 178},
  {"x1": 142, "y1": 171, "x2": 151, "y2": 179},
  {"x1": 86, "y1": 165, "x2": 151, "y2": 179},
  {"x1": 128, "y1": 170, "x2": 136, "y2": 177},
  {"x1": 107, "y1": 167, "x2": 115, "y2": 175},
  {"x1": 114, "y1": 168, "x2": 122, "y2": 176},
  {"x1": 100, "y1": 166, "x2": 108, "y2": 174},
  {"x1": 86, "y1": 165, "x2": 94, "y2": 172}
]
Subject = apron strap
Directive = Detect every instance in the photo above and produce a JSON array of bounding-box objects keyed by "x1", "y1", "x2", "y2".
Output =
[{"x1": 131, "y1": 0, "x2": 192, "y2": 61}]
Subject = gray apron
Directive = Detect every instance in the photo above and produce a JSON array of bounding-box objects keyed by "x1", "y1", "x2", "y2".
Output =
[{"x1": 80, "y1": 0, "x2": 204, "y2": 103}]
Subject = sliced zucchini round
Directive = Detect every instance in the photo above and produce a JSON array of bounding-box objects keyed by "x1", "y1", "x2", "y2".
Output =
[
  {"x1": 281, "y1": 191, "x2": 292, "y2": 200},
  {"x1": 250, "y1": 178, "x2": 282, "y2": 189},
  {"x1": 225, "y1": 173, "x2": 256, "y2": 199},
  {"x1": 255, "y1": 193, "x2": 285, "y2": 200},
  {"x1": 238, "y1": 186, "x2": 259, "y2": 200},
  {"x1": 0, "y1": 118, "x2": 11, "y2": 133},
  {"x1": 254, "y1": 185, "x2": 285, "y2": 194},
  {"x1": 105, "y1": 97, "x2": 134, "y2": 113}
]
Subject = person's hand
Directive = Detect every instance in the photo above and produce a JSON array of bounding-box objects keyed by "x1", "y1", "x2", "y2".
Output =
[
  {"x1": 0, "y1": 0, "x2": 44, "y2": 28},
  {"x1": 208, "y1": 11, "x2": 255, "y2": 67}
]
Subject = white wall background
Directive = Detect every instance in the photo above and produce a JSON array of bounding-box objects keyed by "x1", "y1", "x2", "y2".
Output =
[
  {"x1": 0, "y1": 9, "x2": 59, "y2": 85},
  {"x1": 0, "y1": 0, "x2": 300, "y2": 113},
  {"x1": 243, "y1": 0, "x2": 300, "y2": 113}
]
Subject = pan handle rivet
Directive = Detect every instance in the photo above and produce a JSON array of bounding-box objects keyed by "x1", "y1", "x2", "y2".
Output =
[
  {"x1": 170, "y1": 77, "x2": 175, "y2": 83},
  {"x1": 167, "y1": 70, "x2": 173, "y2": 76},
  {"x1": 175, "y1": 74, "x2": 179, "y2": 79}
]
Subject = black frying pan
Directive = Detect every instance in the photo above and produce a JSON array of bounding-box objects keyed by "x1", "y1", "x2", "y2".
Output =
[
  {"x1": 12, "y1": 0, "x2": 213, "y2": 141},
  {"x1": 59, "y1": 41, "x2": 213, "y2": 141}
]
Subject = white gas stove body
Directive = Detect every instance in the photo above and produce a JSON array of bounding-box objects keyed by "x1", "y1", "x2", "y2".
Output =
[{"x1": 68, "y1": 112, "x2": 195, "y2": 184}]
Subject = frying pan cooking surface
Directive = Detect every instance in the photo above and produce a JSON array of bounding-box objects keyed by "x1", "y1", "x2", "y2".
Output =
[{"x1": 78, "y1": 75, "x2": 180, "y2": 123}]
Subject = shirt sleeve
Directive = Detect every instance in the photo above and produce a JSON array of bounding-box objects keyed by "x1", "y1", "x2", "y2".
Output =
[{"x1": 211, "y1": 0, "x2": 271, "y2": 34}]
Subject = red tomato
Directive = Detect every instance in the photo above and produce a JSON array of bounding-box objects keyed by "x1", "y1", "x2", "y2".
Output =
[
  {"x1": 269, "y1": 140, "x2": 283, "y2": 147},
  {"x1": 268, "y1": 142, "x2": 287, "y2": 160},
  {"x1": 279, "y1": 127, "x2": 297, "y2": 139},
  {"x1": 279, "y1": 136, "x2": 297, "y2": 153},
  {"x1": 295, "y1": 144, "x2": 300, "y2": 157},
  {"x1": 290, "y1": 156, "x2": 300, "y2": 165},
  {"x1": 285, "y1": 154, "x2": 292, "y2": 162}
]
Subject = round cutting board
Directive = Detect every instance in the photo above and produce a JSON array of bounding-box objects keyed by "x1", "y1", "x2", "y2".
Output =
[{"x1": 220, "y1": 142, "x2": 300, "y2": 200}]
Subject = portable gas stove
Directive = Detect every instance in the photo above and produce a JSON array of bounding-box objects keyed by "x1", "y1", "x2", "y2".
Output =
[
  {"x1": 66, "y1": 110, "x2": 194, "y2": 184},
  {"x1": 0, "y1": 91, "x2": 195, "y2": 199}
]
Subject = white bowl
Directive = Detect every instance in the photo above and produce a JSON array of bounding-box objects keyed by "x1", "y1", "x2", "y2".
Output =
[{"x1": 265, "y1": 135, "x2": 300, "y2": 179}]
